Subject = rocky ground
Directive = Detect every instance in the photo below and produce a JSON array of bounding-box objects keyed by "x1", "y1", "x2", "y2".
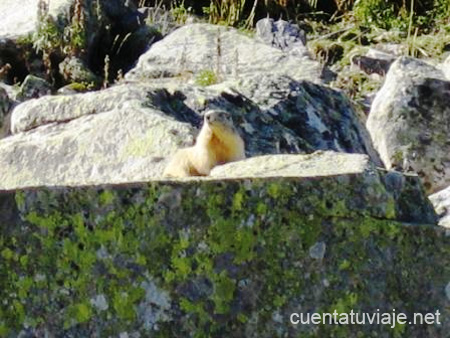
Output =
[{"x1": 1, "y1": 0, "x2": 450, "y2": 336}]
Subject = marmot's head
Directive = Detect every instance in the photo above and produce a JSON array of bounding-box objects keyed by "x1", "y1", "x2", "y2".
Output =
[{"x1": 204, "y1": 110, "x2": 235, "y2": 132}]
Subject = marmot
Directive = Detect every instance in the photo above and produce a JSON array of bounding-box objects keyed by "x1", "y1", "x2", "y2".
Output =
[{"x1": 163, "y1": 110, "x2": 245, "y2": 177}]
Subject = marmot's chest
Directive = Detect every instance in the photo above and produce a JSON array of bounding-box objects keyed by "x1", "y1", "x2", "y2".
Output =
[{"x1": 209, "y1": 134, "x2": 234, "y2": 164}]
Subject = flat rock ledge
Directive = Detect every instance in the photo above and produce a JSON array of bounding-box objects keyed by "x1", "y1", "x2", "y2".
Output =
[{"x1": 0, "y1": 151, "x2": 437, "y2": 225}]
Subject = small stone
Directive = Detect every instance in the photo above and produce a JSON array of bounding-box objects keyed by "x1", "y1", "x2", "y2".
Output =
[
  {"x1": 272, "y1": 311, "x2": 283, "y2": 323},
  {"x1": 309, "y1": 241, "x2": 326, "y2": 260},
  {"x1": 90, "y1": 294, "x2": 109, "y2": 311},
  {"x1": 16, "y1": 75, "x2": 52, "y2": 101}
]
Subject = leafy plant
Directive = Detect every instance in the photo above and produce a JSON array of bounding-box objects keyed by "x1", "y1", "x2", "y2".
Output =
[
  {"x1": 195, "y1": 69, "x2": 218, "y2": 86},
  {"x1": 32, "y1": 0, "x2": 64, "y2": 81},
  {"x1": 63, "y1": 0, "x2": 87, "y2": 57}
]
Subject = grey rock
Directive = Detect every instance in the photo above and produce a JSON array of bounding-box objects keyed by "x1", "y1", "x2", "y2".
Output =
[
  {"x1": 126, "y1": 23, "x2": 326, "y2": 84},
  {"x1": 210, "y1": 151, "x2": 436, "y2": 224},
  {"x1": 440, "y1": 54, "x2": 450, "y2": 80},
  {"x1": 137, "y1": 280, "x2": 171, "y2": 330},
  {"x1": 0, "y1": 81, "x2": 19, "y2": 99},
  {"x1": 16, "y1": 75, "x2": 52, "y2": 101},
  {"x1": 255, "y1": 18, "x2": 308, "y2": 56},
  {"x1": 232, "y1": 75, "x2": 381, "y2": 164},
  {"x1": 0, "y1": 166, "x2": 444, "y2": 336},
  {"x1": 90, "y1": 294, "x2": 109, "y2": 311},
  {"x1": 1, "y1": 98, "x2": 194, "y2": 188},
  {"x1": 309, "y1": 241, "x2": 326, "y2": 260},
  {"x1": 351, "y1": 49, "x2": 396, "y2": 76},
  {"x1": 210, "y1": 151, "x2": 372, "y2": 179},
  {"x1": 59, "y1": 56, "x2": 100, "y2": 85},
  {"x1": 11, "y1": 84, "x2": 152, "y2": 134},
  {"x1": 429, "y1": 185, "x2": 450, "y2": 228},
  {"x1": 367, "y1": 57, "x2": 450, "y2": 193},
  {"x1": 3, "y1": 22, "x2": 378, "y2": 191}
]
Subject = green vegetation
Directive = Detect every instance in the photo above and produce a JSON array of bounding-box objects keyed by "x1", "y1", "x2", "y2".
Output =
[
  {"x1": 195, "y1": 69, "x2": 219, "y2": 86},
  {"x1": 32, "y1": 0, "x2": 90, "y2": 85},
  {"x1": 139, "y1": 0, "x2": 450, "y2": 31}
]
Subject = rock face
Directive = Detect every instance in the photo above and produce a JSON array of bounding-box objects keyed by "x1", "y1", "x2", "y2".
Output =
[
  {"x1": 367, "y1": 57, "x2": 450, "y2": 193},
  {"x1": 0, "y1": 156, "x2": 445, "y2": 337},
  {"x1": 210, "y1": 151, "x2": 436, "y2": 224},
  {"x1": 351, "y1": 48, "x2": 396, "y2": 76},
  {"x1": 58, "y1": 57, "x2": 100, "y2": 85},
  {"x1": 0, "y1": 6, "x2": 447, "y2": 337},
  {"x1": 126, "y1": 23, "x2": 329, "y2": 83},
  {"x1": 429, "y1": 185, "x2": 450, "y2": 228},
  {"x1": 255, "y1": 18, "x2": 308, "y2": 56},
  {"x1": 16, "y1": 75, "x2": 52, "y2": 101},
  {"x1": 2, "y1": 90, "x2": 195, "y2": 188}
]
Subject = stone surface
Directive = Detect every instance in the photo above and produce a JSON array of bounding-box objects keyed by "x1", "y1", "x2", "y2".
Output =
[
  {"x1": 367, "y1": 56, "x2": 450, "y2": 193},
  {"x1": 429, "y1": 185, "x2": 450, "y2": 228},
  {"x1": 351, "y1": 49, "x2": 396, "y2": 76},
  {"x1": 0, "y1": 175, "x2": 446, "y2": 337},
  {"x1": 58, "y1": 57, "x2": 100, "y2": 85},
  {"x1": 16, "y1": 75, "x2": 52, "y2": 101},
  {"x1": 211, "y1": 151, "x2": 436, "y2": 224},
  {"x1": 0, "y1": 0, "x2": 72, "y2": 40},
  {"x1": 231, "y1": 75, "x2": 381, "y2": 165},
  {"x1": 441, "y1": 54, "x2": 450, "y2": 80},
  {"x1": 255, "y1": 18, "x2": 308, "y2": 56},
  {"x1": 3, "y1": 22, "x2": 379, "y2": 190},
  {"x1": 2, "y1": 100, "x2": 194, "y2": 189},
  {"x1": 126, "y1": 23, "x2": 328, "y2": 84},
  {"x1": 210, "y1": 151, "x2": 371, "y2": 178}
]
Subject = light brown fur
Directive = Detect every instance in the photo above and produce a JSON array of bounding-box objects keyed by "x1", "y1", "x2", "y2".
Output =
[{"x1": 163, "y1": 110, "x2": 245, "y2": 178}]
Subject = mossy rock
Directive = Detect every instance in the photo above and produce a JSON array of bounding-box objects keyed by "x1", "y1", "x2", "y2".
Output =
[{"x1": 0, "y1": 153, "x2": 447, "y2": 337}]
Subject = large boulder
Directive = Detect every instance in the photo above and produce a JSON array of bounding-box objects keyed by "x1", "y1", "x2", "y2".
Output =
[
  {"x1": 2, "y1": 93, "x2": 195, "y2": 189},
  {"x1": 232, "y1": 74, "x2": 381, "y2": 164},
  {"x1": 125, "y1": 23, "x2": 330, "y2": 84},
  {"x1": 367, "y1": 57, "x2": 450, "y2": 193},
  {"x1": 0, "y1": 154, "x2": 445, "y2": 337}
]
